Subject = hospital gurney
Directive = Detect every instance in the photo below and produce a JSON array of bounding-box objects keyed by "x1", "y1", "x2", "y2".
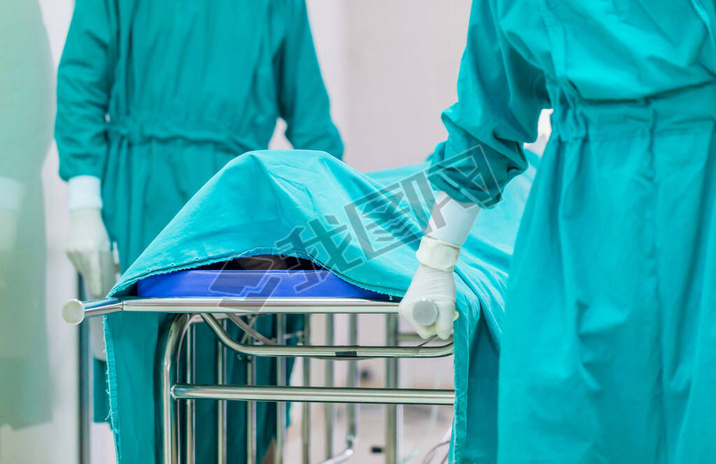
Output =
[
  {"x1": 63, "y1": 268, "x2": 455, "y2": 464},
  {"x1": 68, "y1": 149, "x2": 535, "y2": 463}
]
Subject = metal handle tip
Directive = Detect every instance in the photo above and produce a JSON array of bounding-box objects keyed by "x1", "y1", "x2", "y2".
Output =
[
  {"x1": 62, "y1": 299, "x2": 86, "y2": 324},
  {"x1": 412, "y1": 299, "x2": 439, "y2": 326}
]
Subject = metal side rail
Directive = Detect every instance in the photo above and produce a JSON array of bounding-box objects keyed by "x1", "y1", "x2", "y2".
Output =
[
  {"x1": 62, "y1": 296, "x2": 404, "y2": 323},
  {"x1": 201, "y1": 312, "x2": 453, "y2": 359},
  {"x1": 62, "y1": 296, "x2": 454, "y2": 359},
  {"x1": 172, "y1": 385, "x2": 455, "y2": 405}
]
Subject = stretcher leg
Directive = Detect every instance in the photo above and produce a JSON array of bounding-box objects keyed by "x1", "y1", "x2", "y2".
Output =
[
  {"x1": 275, "y1": 314, "x2": 286, "y2": 464},
  {"x1": 246, "y1": 328, "x2": 257, "y2": 464},
  {"x1": 302, "y1": 315, "x2": 311, "y2": 464},
  {"x1": 325, "y1": 314, "x2": 335, "y2": 460},
  {"x1": 345, "y1": 314, "x2": 358, "y2": 460},
  {"x1": 159, "y1": 313, "x2": 191, "y2": 464},
  {"x1": 385, "y1": 314, "x2": 399, "y2": 464},
  {"x1": 185, "y1": 324, "x2": 196, "y2": 464},
  {"x1": 217, "y1": 320, "x2": 228, "y2": 464}
]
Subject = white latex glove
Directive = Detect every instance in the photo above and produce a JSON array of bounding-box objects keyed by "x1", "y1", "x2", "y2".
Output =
[
  {"x1": 66, "y1": 208, "x2": 116, "y2": 296},
  {"x1": 399, "y1": 263, "x2": 457, "y2": 340},
  {"x1": 398, "y1": 192, "x2": 480, "y2": 340}
]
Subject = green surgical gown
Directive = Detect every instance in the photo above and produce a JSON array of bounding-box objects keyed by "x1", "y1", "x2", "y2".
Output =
[
  {"x1": 55, "y1": 1, "x2": 342, "y2": 462},
  {"x1": 430, "y1": 0, "x2": 716, "y2": 462}
]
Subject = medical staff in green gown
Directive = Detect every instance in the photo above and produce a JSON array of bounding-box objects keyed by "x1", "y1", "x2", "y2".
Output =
[
  {"x1": 55, "y1": 0, "x2": 342, "y2": 462},
  {"x1": 400, "y1": 0, "x2": 716, "y2": 462}
]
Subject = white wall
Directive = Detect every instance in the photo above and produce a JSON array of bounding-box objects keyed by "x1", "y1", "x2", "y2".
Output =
[
  {"x1": 341, "y1": 0, "x2": 471, "y2": 171},
  {"x1": 304, "y1": 0, "x2": 472, "y2": 172}
]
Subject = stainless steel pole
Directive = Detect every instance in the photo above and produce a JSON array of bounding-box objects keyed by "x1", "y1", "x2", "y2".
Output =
[
  {"x1": 246, "y1": 323, "x2": 257, "y2": 464},
  {"x1": 347, "y1": 313, "x2": 358, "y2": 445},
  {"x1": 185, "y1": 323, "x2": 196, "y2": 464},
  {"x1": 275, "y1": 314, "x2": 286, "y2": 464},
  {"x1": 171, "y1": 385, "x2": 454, "y2": 405},
  {"x1": 159, "y1": 314, "x2": 191, "y2": 464},
  {"x1": 63, "y1": 296, "x2": 401, "y2": 324},
  {"x1": 302, "y1": 315, "x2": 311, "y2": 464},
  {"x1": 325, "y1": 314, "x2": 335, "y2": 460},
  {"x1": 201, "y1": 313, "x2": 452, "y2": 360},
  {"x1": 385, "y1": 314, "x2": 399, "y2": 464},
  {"x1": 77, "y1": 279, "x2": 91, "y2": 464},
  {"x1": 217, "y1": 320, "x2": 227, "y2": 464}
]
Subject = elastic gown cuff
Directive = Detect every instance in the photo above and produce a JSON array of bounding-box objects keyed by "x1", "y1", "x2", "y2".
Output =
[
  {"x1": 68, "y1": 175, "x2": 103, "y2": 211},
  {"x1": 428, "y1": 143, "x2": 506, "y2": 208},
  {"x1": 416, "y1": 235, "x2": 461, "y2": 272}
]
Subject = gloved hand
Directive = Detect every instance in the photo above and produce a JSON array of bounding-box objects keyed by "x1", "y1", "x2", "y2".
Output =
[
  {"x1": 398, "y1": 192, "x2": 480, "y2": 340},
  {"x1": 66, "y1": 176, "x2": 116, "y2": 297},
  {"x1": 66, "y1": 208, "x2": 116, "y2": 296},
  {"x1": 399, "y1": 262, "x2": 456, "y2": 339}
]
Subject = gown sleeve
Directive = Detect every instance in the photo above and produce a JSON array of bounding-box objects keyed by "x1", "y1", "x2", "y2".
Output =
[
  {"x1": 276, "y1": 0, "x2": 344, "y2": 159},
  {"x1": 55, "y1": 0, "x2": 116, "y2": 181},
  {"x1": 429, "y1": 0, "x2": 548, "y2": 207}
]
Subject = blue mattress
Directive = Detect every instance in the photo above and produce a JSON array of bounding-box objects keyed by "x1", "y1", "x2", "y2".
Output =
[{"x1": 137, "y1": 269, "x2": 389, "y2": 299}]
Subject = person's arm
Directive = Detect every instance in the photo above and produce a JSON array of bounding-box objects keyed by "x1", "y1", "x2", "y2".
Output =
[
  {"x1": 55, "y1": 0, "x2": 117, "y2": 296},
  {"x1": 400, "y1": 0, "x2": 548, "y2": 340},
  {"x1": 276, "y1": 0, "x2": 344, "y2": 159},
  {"x1": 56, "y1": 0, "x2": 116, "y2": 182},
  {"x1": 428, "y1": 0, "x2": 548, "y2": 208}
]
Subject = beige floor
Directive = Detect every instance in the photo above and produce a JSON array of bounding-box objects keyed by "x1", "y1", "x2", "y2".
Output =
[
  {"x1": 284, "y1": 403, "x2": 453, "y2": 464},
  {"x1": 86, "y1": 402, "x2": 452, "y2": 464}
]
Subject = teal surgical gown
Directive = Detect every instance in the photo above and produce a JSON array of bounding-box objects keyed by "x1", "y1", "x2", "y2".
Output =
[
  {"x1": 55, "y1": 1, "x2": 342, "y2": 462},
  {"x1": 430, "y1": 0, "x2": 716, "y2": 462}
]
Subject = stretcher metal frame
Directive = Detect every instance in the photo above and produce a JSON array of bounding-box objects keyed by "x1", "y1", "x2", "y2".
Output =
[{"x1": 64, "y1": 296, "x2": 456, "y2": 464}]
